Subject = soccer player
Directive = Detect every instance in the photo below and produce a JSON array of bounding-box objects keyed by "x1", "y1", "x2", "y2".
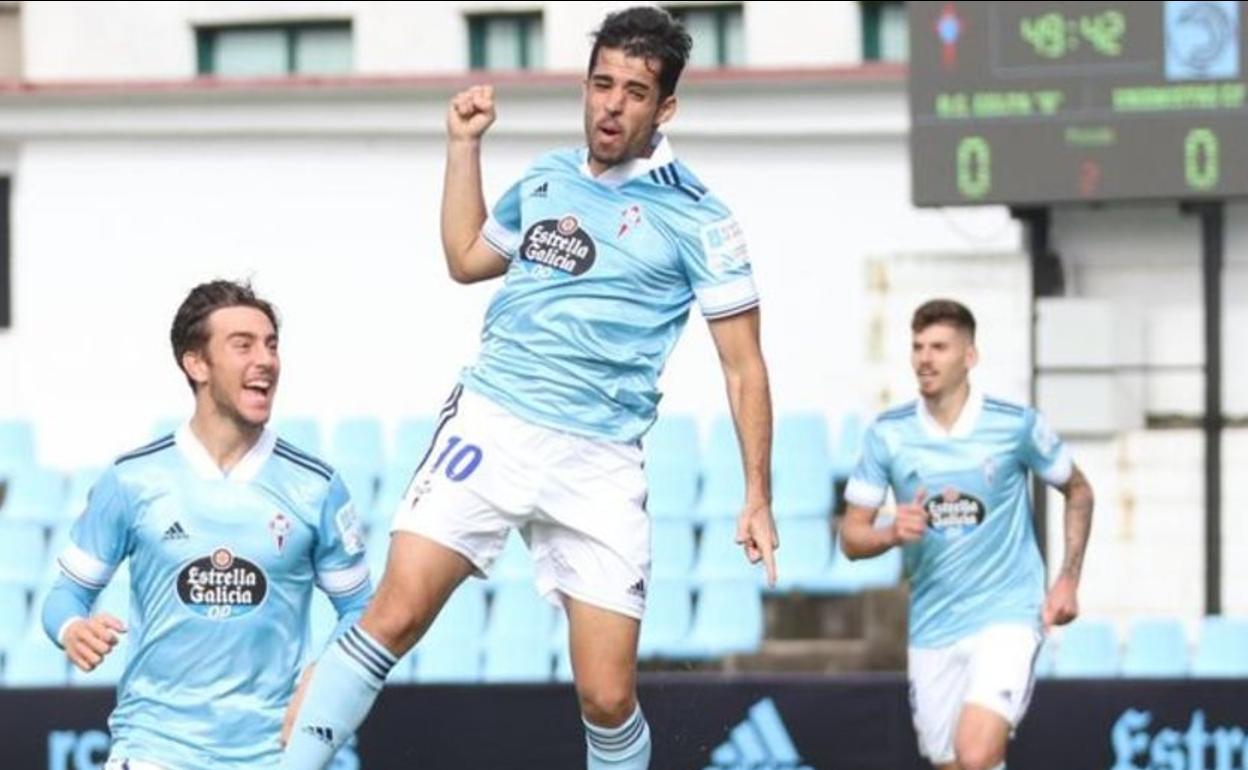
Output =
[
  {"x1": 281, "y1": 7, "x2": 776, "y2": 769},
  {"x1": 41, "y1": 280, "x2": 372, "y2": 769},
  {"x1": 840, "y1": 299, "x2": 1094, "y2": 770}
]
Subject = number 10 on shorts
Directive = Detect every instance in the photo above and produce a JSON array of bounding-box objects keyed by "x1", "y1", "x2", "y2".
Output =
[{"x1": 431, "y1": 436, "x2": 483, "y2": 482}]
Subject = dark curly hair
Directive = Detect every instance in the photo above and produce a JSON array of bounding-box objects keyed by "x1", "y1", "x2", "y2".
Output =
[
  {"x1": 588, "y1": 6, "x2": 692, "y2": 100},
  {"x1": 170, "y1": 279, "x2": 279, "y2": 391}
]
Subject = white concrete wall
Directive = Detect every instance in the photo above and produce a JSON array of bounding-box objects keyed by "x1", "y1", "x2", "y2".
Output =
[{"x1": 21, "y1": 1, "x2": 868, "y2": 81}]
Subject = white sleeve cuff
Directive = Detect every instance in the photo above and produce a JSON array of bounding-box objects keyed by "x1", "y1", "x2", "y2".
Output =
[
  {"x1": 58, "y1": 543, "x2": 117, "y2": 589},
  {"x1": 696, "y1": 276, "x2": 760, "y2": 319},
  {"x1": 316, "y1": 561, "x2": 370, "y2": 597},
  {"x1": 845, "y1": 477, "x2": 888, "y2": 509},
  {"x1": 481, "y1": 216, "x2": 520, "y2": 260},
  {"x1": 1039, "y1": 447, "x2": 1074, "y2": 487}
]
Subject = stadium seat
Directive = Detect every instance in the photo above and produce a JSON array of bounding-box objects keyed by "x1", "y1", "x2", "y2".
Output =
[
  {"x1": 684, "y1": 580, "x2": 764, "y2": 659},
  {"x1": 696, "y1": 416, "x2": 745, "y2": 522},
  {"x1": 4, "y1": 633, "x2": 68, "y2": 687},
  {"x1": 371, "y1": 465, "x2": 412, "y2": 528},
  {"x1": 336, "y1": 463, "x2": 378, "y2": 514},
  {"x1": 0, "y1": 584, "x2": 28, "y2": 652},
  {"x1": 644, "y1": 415, "x2": 700, "y2": 521},
  {"x1": 392, "y1": 417, "x2": 437, "y2": 468},
  {"x1": 486, "y1": 583, "x2": 555, "y2": 647},
  {"x1": 1192, "y1": 616, "x2": 1248, "y2": 677},
  {"x1": 414, "y1": 583, "x2": 488, "y2": 683},
  {"x1": 772, "y1": 413, "x2": 834, "y2": 519},
  {"x1": 0, "y1": 419, "x2": 36, "y2": 479},
  {"x1": 273, "y1": 417, "x2": 323, "y2": 456},
  {"x1": 490, "y1": 531, "x2": 535, "y2": 584},
  {"x1": 1122, "y1": 618, "x2": 1189, "y2": 677},
  {"x1": 769, "y1": 518, "x2": 834, "y2": 592},
  {"x1": 830, "y1": 413, "x2": 866, "y2": 481},
  {"x1": 0, "y1": 521, "x2": 47, "y2": 589},
  {"x1": 482, "y1": 635, "x2": 553, "y2": 683},
  {"x1": 329, "y1": 418, "x2": 386, "y2": 474},
  {"x1": 62, "y1": 467, "x2": 104, "y2": 520},
  {"x1": 638, "y1": 580, "x2": 693, "y2": 659},
  {"x1": 1053, "y1": 620, "x2": 1119, "y2": 677},
  {"x1": 822, "y1": 539, "x2": 902, "y2": 593},
  {"x1": 651, "y1": 520, "x2": 696, "y2": 581},
  {"x1": 692, "y1": 520, "x2": 758, "y2": 584},
  {"x1": 2, "y1": 467, "x2": 67, "y2": 526}
]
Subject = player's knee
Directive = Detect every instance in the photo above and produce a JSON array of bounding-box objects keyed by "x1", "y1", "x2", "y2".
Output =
[
  {"x1": 953, "y1": 740, "x2": 1003, "y2": 770},
  {"x1": 578, "y1": 684, "x2": 637, "y2": 728}
]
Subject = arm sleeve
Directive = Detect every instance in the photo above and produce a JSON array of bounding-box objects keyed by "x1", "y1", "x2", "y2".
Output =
[
  {"x1": 481, "y1": 179, "x2": 524, "y2": 260},
  {"x1": 313, "y1": 474, "x2": 372, "y2": 602},
  {"x1": 844, "y1": 423, "x2": 891, "y2": 509},
  {"x1": 674, "y1": 196, "x2": 760, "y2": 320},
  {"x1": 1018, "y1": 408, "x2": 1074, "y2": 487},
  {"x1": 41, "y1": 576, "x2": 98, "y2": 649},
  {"x1": 43, "y1": 467, "x2": 133, "y2": 647}
]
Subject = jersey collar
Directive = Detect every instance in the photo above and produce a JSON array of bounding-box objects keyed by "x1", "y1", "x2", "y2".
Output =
[
  {"x1": 176, "y1": 422, "x2": 276, "y2": 482},
  {"x1": 917, "y1": 385, "x2": 984, "y2": 440},
  {"x1": 579, "y1": 132, "x2": 674, "y2": 187}
]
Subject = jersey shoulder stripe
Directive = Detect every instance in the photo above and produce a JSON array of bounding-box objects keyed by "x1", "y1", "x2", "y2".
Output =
[
  {"x1": 274, "y1": 439, "x2": 334, "y2": 476},
  {"x1": 984, "y1": 396, "x2": 1025, "y2": 415},
  {"x1": 115, "y1": 435, "x2": 175, "y2": 466},
  {"x1": 649, "y1": 163, "x2": 706, "y2": 202},
  {"x1": 879, "y1": 402, "x2": 918, "y2": 422},
  {"x1": 273, "y1": 446, "x2": 333, "y2": 482}
]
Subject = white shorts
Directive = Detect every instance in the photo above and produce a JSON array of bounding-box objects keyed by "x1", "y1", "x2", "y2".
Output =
[
  {"x1": 908, "y1": 623, "x2": 1042, "y2": 764},
  {"x1": 391, "y1": 386, "x2": 650, "y2": 619}
]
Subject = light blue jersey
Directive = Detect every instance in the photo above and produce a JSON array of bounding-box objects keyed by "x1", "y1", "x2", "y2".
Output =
[
  {"x1": 461, "y1": 134, "x2": 758, "y2": 443},
  {"x1": 50, "y1": 425, "x2": 370, "y2": 768},
  {"x1": 845, "y1": 388, "x2": 1073, "y2": 648}
]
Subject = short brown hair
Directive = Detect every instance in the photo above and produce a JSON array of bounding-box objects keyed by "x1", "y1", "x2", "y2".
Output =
[
  {"x1": 911, "y1": 298, "x2": 976, "y2": 341},
  {"x1": 170, "y1": 280, "x2": 279, "y2": 391}
]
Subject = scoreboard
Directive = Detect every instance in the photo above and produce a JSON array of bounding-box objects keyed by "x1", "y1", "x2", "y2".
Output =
[{"x1": 908, "y1": 1, "x2": 1248, "y2": 206}]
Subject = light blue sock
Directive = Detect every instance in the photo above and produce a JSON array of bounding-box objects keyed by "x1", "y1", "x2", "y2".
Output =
[
  {"x1": 585, "y1": 705, "x2": 651, "y2": 769},
  {"x1": 280, "y1": 625, "x2": 396, "y2": 770}
]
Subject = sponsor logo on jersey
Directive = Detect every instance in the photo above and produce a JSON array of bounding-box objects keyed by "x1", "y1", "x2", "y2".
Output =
[
  {"x1": 924, "y1": 487, "x2": 987, "y2": 533},
  {"x1": 520, "y1": 215, "x2": 597, "y2": 275},
  {"x1": 176, "y1": 547, "x2": 268, "y2": 619}
]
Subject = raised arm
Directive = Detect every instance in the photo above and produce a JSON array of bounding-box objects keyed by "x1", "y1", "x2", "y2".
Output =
[{"x1": 441, "y1": 85, "x2": 510, "y2": 284}]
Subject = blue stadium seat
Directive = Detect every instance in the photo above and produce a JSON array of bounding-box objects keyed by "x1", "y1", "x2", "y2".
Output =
[
  {"x1": 692, "y1": 520, "x2": 758, "y2": 584},
  {"x1": 769, "y1": 519, "x2": 833, "y2": 592},
  {"x1": 330, "y1": 418, "x2": 386, "y2": 474},
  {"x1": 414, "y1": 583, "x2": 488, "y2": 684},
  {"x1": 645, "y1": 415, "x2": 700, "y2": 521},
  {"x1": 684, "y1": 581, "x2": 763, "y2": 659},
  {"x1": 392, "y1": 417, "x2": 437, "y2": 468},
  {"x1": 772, "y1": 413, "x2": 833, "y2": 519},
  {"x1": 1122, "y1": 619, "x2": 1188, "y2": 677},
  {"x1": 371, "y1": 465, "x2": 412, "y2": 528},
  {"x1": 62, "y1": 467, "x2": 104, "y2": 520},
  {"x1": 0, "y1": 585, "x2": 28, "y2": 653},
  {"x1": 273, "y1": 418, "x2": 323, "y2": 456},
  {"x1": 0, "y1": 521, "x2": 47, "y2": 589},
  {"x1": 1033, "y1": 634, "x2": 1058, "y2": 679},
  {"x1": 486, "y1": 583, "x2": 555, "y2": 647},
  {"x1": 4, "y1": 633, "x2": 68, "y2": 687},
  {"x1": 830, "y1": 413, "x2": 866, "y2": 481},
  {"x1": 2, "y1": 467, "x2": 67, "y2": 525},
  {"x1": 651, "y1": 520, "x2": 696, "y2": 581},
  {"x1": 0, "y1": 419, "x2": 36, "y2": 479},
  {"x1": 1192, "y1": 616, "x2": 1248, "y2": 677},
  {"x1": 482, "y1": 635, "x2": 553, "y2": 683},
  {"x1": 1054, "y1": 620, "x2": 1119, "y2": 677},
  {"x1": 490, "y1": 531, "x2": 535, "y2": 585},
  {"x1": 638, "y1": 581, "x2": 693, "y2": 659},
  {"x1": 822, "y1": 540, "x2": 902, "y2": 593},
  {"x1": 696, "y1": 417, "x2": 745, "y2": 522}
]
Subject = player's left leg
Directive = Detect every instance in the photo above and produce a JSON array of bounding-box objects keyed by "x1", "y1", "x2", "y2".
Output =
[
  {"x1": 530, "y1": 429, "x2": 651, "y2": 769},
  {"x1": 954, "y1": 622, "x2": 1042, "y2": 770},
  {"x1": 566, "y1": 596, "x2": 648, "y2": 769}
]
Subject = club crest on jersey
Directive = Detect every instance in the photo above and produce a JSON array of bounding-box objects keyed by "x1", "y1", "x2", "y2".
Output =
[
  {"x1": 924, "y1": 486, "x2": 987, "y2": 537},
  {"x1": 177, "y1": 546, "x2": 268, "y2": 620},
  {"x1": 618, "y1": 205, "x2": 643, "y2": 238},
  {"x1": 520, "y1": 215, "x2": 597, "y2": 275},
  {"x1": 269, "y1": 512, "x2": 292, "y2": 553},
  {"x1": 982, "y1": 457, "x2": 997, "y2": 486}
]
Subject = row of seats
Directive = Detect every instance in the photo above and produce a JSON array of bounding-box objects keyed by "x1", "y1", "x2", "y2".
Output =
[
  {"x1": 1038, "y1": 617, "x2": 1248, "y2": 678},
  {"x1": 0, "y1": 413, "x2": 868, "y2": 526}
]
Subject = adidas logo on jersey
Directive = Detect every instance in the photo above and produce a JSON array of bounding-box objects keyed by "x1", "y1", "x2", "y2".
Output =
[
  {"x1": 302, "y1": 725, "x2": 335, "y2": 746},
  {"x1": 707, "y1": 698, "x2": 813, "y2": 770},
  {"x1": 530, "y1": 181, "x2": 549, "y2": 198},
  {"x1": 627, "y1": 578, "x2": 646, "y2": 598},
  {"x1": 162, "y1": 522, "x2": 189, "y2": 541}
]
